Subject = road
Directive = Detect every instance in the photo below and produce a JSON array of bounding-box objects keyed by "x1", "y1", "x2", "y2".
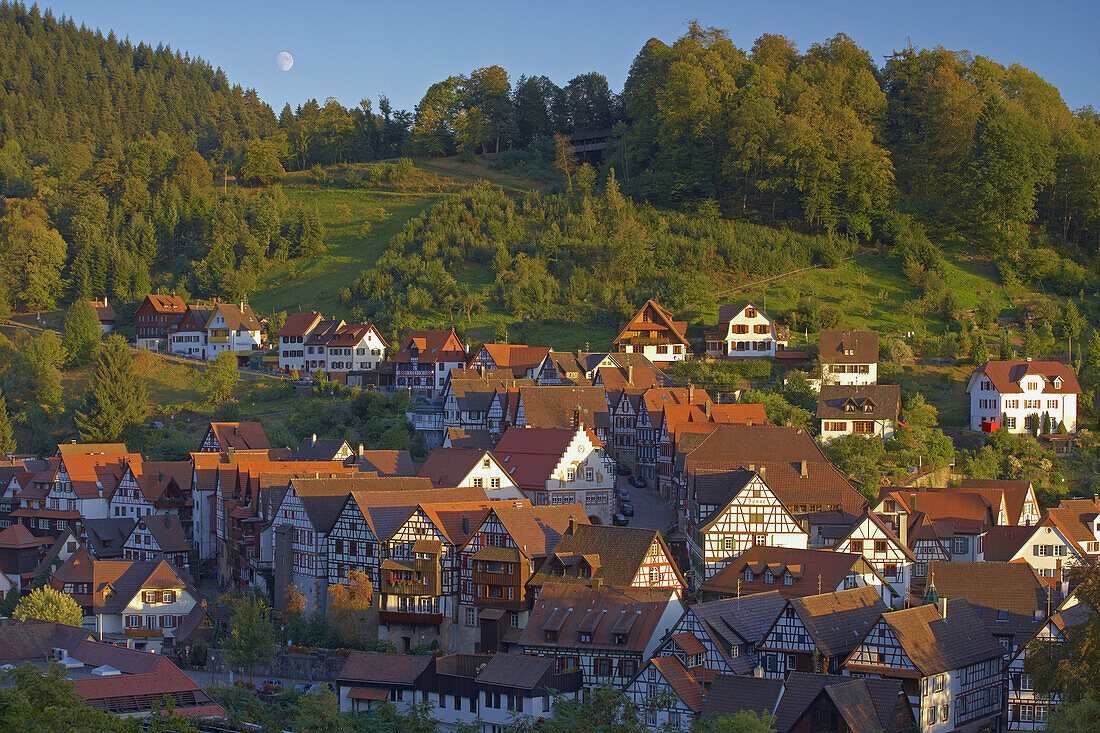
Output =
[{"x1": 614, "y1": 473, "x2": 674, "y2": 535}]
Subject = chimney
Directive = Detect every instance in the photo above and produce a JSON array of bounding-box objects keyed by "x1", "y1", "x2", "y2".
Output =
[
  {"x1": 800, "y1": 460, "x2": 808, "y2": 478},
  {"x1": 940, "y1": 597, "x2": 948, "y2": 619},
  {"x1": 704, "y1": 401, "x2": 712, "y2": 419},
  {"x1": 462, "y1": 517, "x2": 469, "y2": 535},
  {"x1": 627, "y1": 365, "x2": 634, "y2": 384},
  {"x1": 568, "y1": 515, "x2": 577, "y2": 536},
  {"x1": 688, "y1": 383, "x2": 695, "y2": 403},
  {"x1": 311, "y1": 434, "x2": 317, "y2": 446},
  {"x1": 758, "y1": 465, "x2": 766, "y2": 480},
  {"x1": 753, "y1": 665, "x2": 764, "y2": 678},
  {"x1": 239, "y1": 301, "x2": 244, "y2": 311},
  {"x1": 899, "y1": 515, "x2": 908, "y2": 549}
]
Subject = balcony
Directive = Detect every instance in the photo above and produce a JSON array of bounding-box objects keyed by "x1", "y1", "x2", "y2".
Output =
[
  {"x1": 125, "y1": 628, "x2": 164, "y2": 638},
  {"x1": 410, "y1": 407, "x2": 444, "y2": 431},
  {"x1": 208, "y1": 334, "x2": 230, "y2": 344}
]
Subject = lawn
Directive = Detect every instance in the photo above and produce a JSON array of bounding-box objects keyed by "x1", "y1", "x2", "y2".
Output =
[{"x1": 413, "y1": 156, "x2": 549, "y2": 194}]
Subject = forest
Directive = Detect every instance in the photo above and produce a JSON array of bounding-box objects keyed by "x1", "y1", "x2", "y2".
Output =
[{"x1": 0, "y1": 2, "x2": 1096, "y2": 327}]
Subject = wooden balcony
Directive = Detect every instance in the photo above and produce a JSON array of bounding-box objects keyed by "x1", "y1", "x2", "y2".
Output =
[
  {"x1": 125, "y1": 628, "x2": 164, "y2": 638},
  {"x1": 379, "y1": 610, "x2": 443, "y2": 626}
]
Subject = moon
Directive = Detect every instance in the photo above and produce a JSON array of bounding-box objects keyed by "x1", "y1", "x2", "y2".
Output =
[{"x1": 276, "y1": 51, "x2": 294, "y2": 72}]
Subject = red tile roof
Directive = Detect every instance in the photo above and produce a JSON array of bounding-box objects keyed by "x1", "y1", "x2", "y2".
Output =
[
  {"x1": 702, "y1": 546, "x2": 874, "y2": 599},
  {"x1": 278, "y1": 312, "x2": 324, "y2": 337},
  {"x1": 971, "y1": 360, "x2": 1081, "y2": 395},
  {"x1": 0, "y1": 523, "x2": 53, "y2": 549},
  {"x1": 494, "y1": 426, "x2": 602, "y2": 491},
  {"x1": 391, "y1": 329, "x2": 466, "y2": 364},
  {"x1": 140, "y1": 293, "x2": 186, "y2": 315},
  {"x1": 207, "y1": 422, "x2": 270, "y2": 451}
]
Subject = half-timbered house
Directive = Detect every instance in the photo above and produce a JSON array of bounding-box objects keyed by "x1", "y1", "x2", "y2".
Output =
[
  {"x1": 200, "y1": 422, "x2": 271, "y2": 452},
  {"x1": 1005, "y1": 595, "x2": 1086, "y2": 731},
  {"x1": 834, "y1": 511, "x2": 916, "y2": 605},
  {"x1": 656, "y1": 591, "x2": 787, "y2": 675},
  {"x1": 757, "y1": 586, "x2": 888, "y2": 678},
  {"x1": 843, "y1": 598, "x2": 1005, "y2": 733},
  {"x1": 613, "y1": 299, "x2": 691, "y2": 365},
  {"x1": 690, "y1": 469, "x2": 810, "y2": 580},
  {"x1": 121, "y1": 514, "x2": 190, "y2": 571},
  {"x1": 392, "y1": 328, "x2": 467, "y2": 399},
  {"x1": 417, "y1": 448, "x2": 523, "y2": 499},
  {"x1": 467, "y1": 344, "x2": 551, "y2": 379}
]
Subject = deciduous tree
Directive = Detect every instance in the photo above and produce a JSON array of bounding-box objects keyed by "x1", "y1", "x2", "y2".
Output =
[
  {"x1": 203, "y1": 351, "x2": 239, "y2": 404},
  {"x1": 13, "y1": 586, "x2": 82, "y2": 626},
  {"x1": 222, "y1": 592, "x2": 276, "y2": 682}
]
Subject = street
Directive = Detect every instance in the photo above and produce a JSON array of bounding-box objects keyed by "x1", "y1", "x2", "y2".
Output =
[{"x1": 614, "y1": 473, "x2": 674, "y2": 535}]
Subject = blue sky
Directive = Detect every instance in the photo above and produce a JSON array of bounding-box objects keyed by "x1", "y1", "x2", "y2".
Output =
[{"x1": 41, "y1": 0, "x2": 1100, "y2": 113}]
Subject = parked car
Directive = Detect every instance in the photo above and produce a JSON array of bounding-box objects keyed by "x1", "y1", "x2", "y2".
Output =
[
  {"x1": 621, "y1": 503, "x2": 635, "y2": 517},
  {"x1": 616, "y1": 464, "x2": 632, "y2": 476},
  {"x1": 294, "y1": 683, "x2": 312, "y2": 694},
  {"x1": 617, "y1": 489, "x2": 631, "y2": 503},
  {"x1": 628, "y1": 475, "x2": 647, "y2": 488},
  {"x1": 612, "y1": 513, "x2": 629, "y2": 526}
]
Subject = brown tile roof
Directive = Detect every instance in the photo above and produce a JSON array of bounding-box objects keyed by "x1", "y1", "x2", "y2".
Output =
[
  {"x1": 685, "y1": 425, "x2": 865, "y2": 515},
  {"x1": 207, "y1": 422, "x2": 270, "y2": 451},
  {"x1": 882, "y1": 490, "x2": 994, "y2": 535},
  {"x1": 871, "y1": 598, "x2": 1004, "y2": 676},
  {"x1": 391, "y1": 329, "x2": 465, "y2": 364},
  {"x1": 816, "y1": 385, "x2": 901, "y2": 420},
  {"x1": 529, "y1": 524, "x2": 685, "y2": 590},
  {"x1": 445, "y1": 427, "x2": 496, "y2": 451},
  {"x1": 982, "y1": 525, "x2": 1036, "y2": 561},
  {"x1": 211, "y1": 302, "x2": 262, "y2": 332},
  {"x1": 0, "y1": 621, "x2": 93, "y2": 662},
  {"x1": 477, "y1": 344, "x2": 552, "y2": 376},
  {"x1": 972, "y1": 360, "x2": 1082, "y2": 395},
  {"x1": 418, "y1": 448, "x2": 491, "y2": 488},
  {"x1": 476, "y1": 653, "x2": 556, "y2": 689},
  {"x1": 418, "y1": 500, "x2": 519, "y2": 546},
  {"x1": 691, "y1": 591, "x2": 788, "y2": 659},
  {"x1": 328, "y1": 323, "x2": 387, "y2": 349},
  {"x1": 303, "y1": 319, "x2": 344, "y2": 346},
  {"x1": 494, "y1": 426, "x2": 600, "y2": 491},
  {"x1": 595, "y1": 364, "x2": 663, "y2": 391},
  {"x1": 97, "y1": 560, "x2": 197, "y2": 614},
  {"x1": 474, "y1": 503, "x2": 585, "y2": 558},
  {"x1": 649, "y1": 655, "x2": 706, "y2": 712},
  {"x1": 518, "y1": 386, "x2": 610, "y2": 432},
  {"x1": 298, "y1": 495, "x2": 351, "y2": 534},
  {"x1": 519, "y1": 583, "x2": 677, "y2": 653},
  {"x1": 671, "y1": 631, "x2": 707, "y2": 656},
  {"x1": 927, "y1": 560, "x2": 1051, "y2": 618},
  {"x1": 0, "y1": 523, "x2": 52, "y2": 549},
  {"x1": 699, "y1": 674, "x2": 784, "y2": 721},
  {"x1": 614, "y1": 299, "x2": 690, "y2": 346},
  {"x1": 1043, "y1": 498, "x2": 1100, "y2": 549},
  {"x1": 136, "y1": 514, "x2": 190, "y2": 553},
  {"x1": 141, "y1": 293, "x2": 186, "y2": 315},
  {"x1": 819, "y1": 330, "x2": 878, "y2": 365},
  {"x1": 82, "y1": 518, "x2": 135, "y2": 558},
  {"x1": 702, "y1": 546, "x2": 873, "y2": 600},
  {"x1": 338, "y1": 651, "x2": 433, "y2": 684},
  {"x1": 957, "y1": 479, "x2": 1035, "y2": 525},
  {"x1": 785, "y1": 586, "x2": 889, "y2": 658},
  {"x1": 89, "y1": 298, "x2": 115, "y2": 323},
  {"x1": 277, "y1": 312, "x2": 324, "y2": 337},
  {"x1": 358, "y1": 450, "x2": 416, "y2": 477},
  {"x1": 775, "y1": 672, "x2": 909, "y2": 733},
  {"x1": 30, "y1": 449, "x2": 142, "y2": 500},
  {"x1": 348, "y1": 486, "x2": 490, "y2": 539}
]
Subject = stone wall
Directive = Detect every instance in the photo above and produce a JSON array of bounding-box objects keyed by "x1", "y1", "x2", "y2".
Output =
[{"x1": 208, "y1": 647, "x2": 347, "y2": 682}]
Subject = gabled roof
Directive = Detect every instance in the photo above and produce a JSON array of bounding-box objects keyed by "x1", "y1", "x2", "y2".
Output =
[
  {"x1": 717, "y1": 301, "x2": 772, "y2": 326},
  {"x1": 871, "y1": 598, "x2": 1003, "y2": 676},
  {"x1": 684, "y1": 425, "x2": 866, "y2": 515},
  {"x1": 689, "y1": 591, "x2": 787, "y2": 673},
  {"x1": 391, "y1": 329, "x2": 465, "y2": 364},
  {"x1": 82, "y1": 517, "x2": 136, "y2": 558},
  {"x1": 292, "y1": 436, "x2": 352, "y2": 461},
  {"x1": 476, "y1": 652, "x2": 558, "y2": 690},
  {"x1": 357, "y1": 450, "x2": 416, "y2": 477},
  {"x1": 0, "y1": 523, "x2": 52, "y2": 549},
  {"x1": 475, "y1": 344, "x2": 552, "y2": 377},
  {"x1": 205, "y1": 422, "x2": 270, "y2": 451},
  {"x1": 139, "y1": 293, "x2": 186, "y2": 315},
  {"x1": 418, "y1": 448, "x2": 494, "y2": 488},
  {"x1": 786, "y1": 586, "x2": 889, "y2": 658},
  {"x1": 518, "y1": 583, "x2": 678, "y2": 652},
  {"x1": 445, "y1": 427, "x2": 496, "y2": 451},
  {"x1": 927, "y1": 560, "x2": 1053, "y2": 620},
  {"x1": 957, "y1": 478, "x2": 1035, "y2": 525},
  {"x1": 969, "y1": 360, "x2": 1081, "y2": 395},
  {"x1": 474, "y1": 503, "x2": 587, "y2": 559},
  {"x1": 981, "y1": 524, "x2": 1037, "y2": 561},
  {"x1": 702, "y1": 546, "x2": 874, "y2": 600},
  {"x1": 338, "y1": 651, "x2": 432, "y2": 685},
  {"x1": 816, "y1": 385, "x2": 901, "y2": 420},
  {"x1": 648, "y1": 656, "x2": 707, "y2": 712},
  {"x1": 776, "y1": 672, "x2": 909, "y2": 733},
  {"x1": 494, "y1": 426, "x2": 601, "y2": 491},
  {"x1": 208, "y1": 301, "x2": 262, "y2": 332},
  {"x1": 30, "y1": 448, "x2": 141, "y2": 500},
  {"x1": 303, "y1": 319, "x2": 344, "y2": 346},
  {"x1": 298, "y1": 495, "x2": 351, "y2": 535},
  {"x1": 0, "y1": 621, "x2": 94, "y2": 662},
  {"x1": 699, "y1": 674, "x2": 783, "y2": 721},
  {"x1": 134, "y1": 514, "x2": 190, "y2": 554},
  {"x1": 416, "y1": 500, "x2": 517, "y2": 546},
  {"x1": 880, "y1": 489, "x2": 994, "y2": 536},
  {"x1": 96, "y1": 560, "x2": 197, "y2": 614},
  {"x1": 89, "y1": 298, "x2": 116, "y2": 323},
  {"x1": 614, "y1": 299, "x2": 690, "y2": 346},
  {"x1": 277, "y1": 312, "x2": 324, "y2": 337},
  {"x1": 518, "y1": 386, "x2": 610, "y2": 432},
  {"x1": 819, "y1": 330, "x2": 878, "y2": 364},
  {"x1": 1046, "y1": 498, "x2": 1100, "y2": 550},
  {"x1": 529, "y1": 524, "x2": 685, "y2": 590}
]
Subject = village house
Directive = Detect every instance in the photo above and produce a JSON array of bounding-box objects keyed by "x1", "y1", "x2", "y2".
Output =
[
  {"x1": 873, "y1": 489, "x2": 994, "y2": 563},
  {"x1": 700, "y1": 546, "x2": 899, "y2": 607},
  {"x1": 89, "y1": 297, "x2": 115, "y2": 333},
  {"x1": 622, "y1": 655, "x2": 713, "y2": 730},
  {"x1": 627, "y1": 386, "x2": 712, "y2": 482},
  {"x1": 0, "y1": 621, "x2": 224, "y2": 719},
  {"x1": 834, "y1": 511, "x2": 916, "y2": 605},
  {"x1": 292, "y1": 435, "x2": 354, "y2": 462},
  {"x1": 818, "y1": 329, "x2": 879, "y2": 386},
  {"x1": 455, "y1": 503, "x2": 586, "y2": 654},
  {"x1": 50, "y1": 548, "x2": 202, "y2": 653},
  {"x1": 467, "y1": 343, "x2": 552, "y2": 379},
  {"x1": 204, "y1": 301, "x2": 263, "y2": 361},
  {"x1": 705, "y1": 302, "x2": 789, "y2": 360},
  {"x1": 199, "y1": 421, "x2": 271, "y2": 452},
  {"x1": 120, "y1": 514, "x2": 190, "y2": 572},
  {"x1": 758, "y1": 586, "x2": 889, "y2": 679},
  {"x1": 276, "y1": 312, "x2": 324, "y2": 374},
  {"x1": 493, "y1": 424, "x2": 615, "y2": 524},
  {"x1": 527, "y1": 522, "x2": 687, "y2": 599},
  {"x1": 134, "y1": 293, "x2": 186, "y2": 350},
  {"x1": 392, "y1": 328, "x2": 468, "y2": 399},
  {"x1": 657, "y1": 590, "x2": 787, "y2": 675},
  {"x1": 613, "y1": 299, "x2": 691, "y2": 364},
  {"x1": 533, "y1": 350, "x2": 667, "y2": 387},
  {"x1": 519, "y1": 583, "x2": 684, "y2": 690},
  {"x1": 966, "y1": 359, "x2": 1080, "y2": 434},
  {"x1": 301, "y1": 318, "x2": 345, "y2": 374},
  {"x1": 957, "y1": 479, "x2": 1041, "y2": 526},
  {"x1": 689, "y1": 469, "x2": 810, "y2": 581},
  {"x1": 0, "y1": 524, "x2": 51, "y2": 592},
  {"x1": 325, "y1": 323, "x2": 388, "y2": 380},
  {"x1": 167, "y1": 304, "x2": 212, "y2": 359},
  {"x1": 817, "y1": 384, "x2": 902, "y2": 442},
  {"x1": 983, "y1": 518, "x2": 1089, "y2": 584},
  {"x1": 844, "y1": 598, "x2": 1005, "y2": 733},
  {"x1": 514, "y1": 385, "x2": 612, "y2": 444},
  {"x1": 417, "y1": 448, "x2": 524, "y2": 500},
  {"x1": 337, "y1": 650, "x2": 433, "y2": 714}
]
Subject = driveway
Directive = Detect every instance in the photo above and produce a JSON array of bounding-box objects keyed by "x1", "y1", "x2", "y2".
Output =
[{"x1": 615, "y1": 473, "x2": 674, "y2": 536}]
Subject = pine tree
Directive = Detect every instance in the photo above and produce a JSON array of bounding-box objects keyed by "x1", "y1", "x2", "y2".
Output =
[
  {"x1": 62, "y1": 298, "x2": 102, "y2": 367},
  {"x1": 0, "y1": 390, "x2": 15, "y2": 455},
  {"x1": 74, "y1": 336, "x2": 148, "y2": 442},
  {"x1": 1062, "y1": 300, "x2": 1085, "y2": 359}
]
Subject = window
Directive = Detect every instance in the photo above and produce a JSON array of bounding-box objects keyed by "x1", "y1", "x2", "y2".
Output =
[
  {"x1": 510, "y1": 611, "x2": 520, "y2": 628},
  {"x1": 143, "y1": 590, "x2": 158, "y2": 604},
  {"x1": 953, "y1": 536, "x2": 970, "y2": 555},
  {"x1": 466, "y1": 608, "x2": 476, "y2": 626},
  {"x1": 724, "y1": 537, "x2": 733, "y2": 551},
  {"x1": 933, "y1": 675, "x2": 944, "y2": 693},
  {"x1": 874, "y1": 540, "x2": 887, "y2": 553},
  {"x1": 490, "y1": 478, "x2": 500, "y2": 489},
  {"x1": 566, "y1": 468, "x2": 576, "y2": 481},
  {"x1": 850, "y1": 540, "x2": 863, "y2": 553},
  {"x1": 824, "y1": 421, "x2": 847, "y2": 432},
  {"x1": 744, "y1": 568, "x2": 754, "y2": 582},
  {"x1": 764, "y1": 569, "x2": 774, "y2": 584},
  {"x1": 783, "y1": 572, "x2": 793, "y2": 586},
  {"x1": 473, "y1": 478, "x2": 483, "y2": 488},
  {"x1": 853, "y1": 421, "x2": 875, "y2": 434},
  {"x1": 162, "y1": 590, "x2": 176, "y2": 604},
  {"x1": 884, "y1": 564, "x2": 898, "y2": 579}
]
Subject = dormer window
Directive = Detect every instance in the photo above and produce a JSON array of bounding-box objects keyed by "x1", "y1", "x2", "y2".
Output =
[
  {"x1": 613, "y1": 633, "x2": 628, "y2": 645},
  {"x1": 744, "y1": 568, "x2": 753, "y2": 582},
  {"x1": 545, "y1": 630, "x2": 558, "y2": 643},
  {"x1": 579, "y1": 631, "x2": 592, "y2": 643},
  {"x1": 784, "y1": 572, "x2": 793, "y2": 585},
  {"x1": 764, "y1": 569, "x2": 774, "y2": 584}
]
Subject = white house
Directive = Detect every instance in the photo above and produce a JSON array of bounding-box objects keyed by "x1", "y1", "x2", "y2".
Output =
[
  {"x1": 966, "y1": 360, "x2": 1080, "y2": 434},
  {"x1": 817, "y1": 384, "x2": 901, "y2": 442},
  {"x1": 276, "y1": 312, "x2": 324, "y2": 374},
  {"x1": 612, "y1": 299, "x2": 691, "y2": 364},
  {"x1": 705, "y1": 302, "x2": 789, "y2": 359},
  {"x1": 819, "y1": 330, "x2": 879, "y2": 386},
  {"x1": 324, "y1": 323, "x2": 389, "y2": 380},
  {"x1": 690, "y1": 470, "x2": 810, "y2": 580},
  {"x1": 493, "y1": 425, "x2": 616, "y2": 525},
  {"x1": 168, "y1": 305, "x2": 212, "y2": 359},
  {"x1": 416, "y1": 448, "x2": 523, "y2": 499},
  {"x1": 204, "y1": 302, "x2": 263, "y2": 359}
]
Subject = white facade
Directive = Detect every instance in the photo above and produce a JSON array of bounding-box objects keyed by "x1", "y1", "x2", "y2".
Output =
[
  {"x1": 168, "y1": 327, "x2": 206, "y2": 358},
  {"x1": 205, "y1": 310, "x2": 262, "y2": 358},
  {"x1": 693, "y1": 474, "x2": 810, "y2": 580},
  {"x1": 534, "y1": 431, "x2": 614, "y2": 525},
  {"x1": 967, "y1": 370, "x2": 1078, "y2": 434},
  {"x1": 835, "y1": 516, "x2": 912, "y2": 607},
  {"x1": 96, "y1": 577, "x2": 198, "y2": 654},
  {"x1": 706, "y1": 303, "x2": 787, "y2": 359},
  {"x1": 1007, "y1": 523, "x2": 1082, "y2": 581},
  {"x1": 822, "y1": 361, "x2": 877, "y2": 386},
  {"x1": 279, "y1": 334, "x2": 308, "y2": 374},
  {"x1": 819, "y1": 416, "x2": 895, "y2": 442},
  {"x1": 325, "y1": 327, "x2": 388, "y2": 374}
]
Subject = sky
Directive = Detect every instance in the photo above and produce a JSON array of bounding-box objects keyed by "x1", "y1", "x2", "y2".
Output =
[{"x1": 41, "y1": 0, "x2": 1100, "y2": 114}]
